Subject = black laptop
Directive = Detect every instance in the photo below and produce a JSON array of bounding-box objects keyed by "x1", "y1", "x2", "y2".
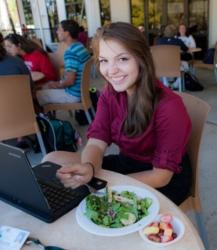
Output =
[{"x1": 0, "y1": 143, "x2": 90, "y2": 223}]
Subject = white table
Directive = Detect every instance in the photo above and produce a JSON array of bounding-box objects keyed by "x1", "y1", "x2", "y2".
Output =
[{"x1": 0, "y1": 170, "x2": 204, "y2": 250}]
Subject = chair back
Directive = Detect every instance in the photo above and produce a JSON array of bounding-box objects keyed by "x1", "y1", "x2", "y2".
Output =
[
  {"x1": 0, "y1": 75, "x2": 39, "y2": 140},
  {"x1": 151, "y1": 45, "x2": 181, "y2": 78},
  {"x1": 80, "y1": 57, "x2": 93, "y2": 110},
  {"x1": 176, "y1": 92, "x2": 210, "y2": 201}
]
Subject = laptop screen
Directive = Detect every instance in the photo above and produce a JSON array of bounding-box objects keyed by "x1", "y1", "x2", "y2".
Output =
[{"x1": 0, "y1": 143, "x2": 50, "y2": 213}]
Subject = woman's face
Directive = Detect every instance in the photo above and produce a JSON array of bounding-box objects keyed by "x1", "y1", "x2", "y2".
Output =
[
  {"x1": 4, "y1": 40, "x2": 20, "y2": 56},
  {"x1": 99, "y1": 39, "x2": 139, "y2": 96},
  {"x1": 179, "y1": 25, "x2": 186, "y2": 36}
]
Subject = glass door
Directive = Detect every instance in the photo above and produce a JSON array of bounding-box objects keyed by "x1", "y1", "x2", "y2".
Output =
[
  {"x1": 65, "y1": 0, "x2": 87, "y2": 28},
  {"x1": 167, "y1": 0, "x2": 185, "y2": 25},
  {"x1": 146, "y1": 0, "x2": 164, "y2": 45},
  {"x1": 45, "y1": 0, "x2": 59, "y2": 42}
]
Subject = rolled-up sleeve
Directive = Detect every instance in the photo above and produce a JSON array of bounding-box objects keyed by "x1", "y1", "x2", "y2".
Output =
[{"x1": 152, "y1": 96, "x2": 192, "y2": 173}]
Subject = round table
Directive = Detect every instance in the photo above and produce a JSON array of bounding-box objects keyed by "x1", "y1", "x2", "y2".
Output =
[
  {"x1": 0, "y1": 170, "x2": 204, "y2": 250},
  {"x1": 189, "y1": 47, "x2": 202, "y2": 53}
]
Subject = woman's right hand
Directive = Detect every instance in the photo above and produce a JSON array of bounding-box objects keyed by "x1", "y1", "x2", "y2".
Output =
[{"x1": 56, "y1": 163, "x2": 94, "y2": 189}]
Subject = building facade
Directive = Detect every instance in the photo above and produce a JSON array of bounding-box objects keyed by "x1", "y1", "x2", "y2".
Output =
[{"x1": 0, "y1": 0, "x2": 216, "y2": 48}]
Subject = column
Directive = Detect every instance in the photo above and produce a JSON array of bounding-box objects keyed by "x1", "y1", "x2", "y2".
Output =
[
  {"x1": 110, "y1": 0, "x2": 130, "y2": 23},
  {"x1": 84, "y1": 0, "x2": 101, "y2": 37}
]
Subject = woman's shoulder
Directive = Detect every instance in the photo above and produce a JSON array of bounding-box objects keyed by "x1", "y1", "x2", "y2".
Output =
[{"x1": 3, "y1": 55, "x2": 25, "y2": 66}]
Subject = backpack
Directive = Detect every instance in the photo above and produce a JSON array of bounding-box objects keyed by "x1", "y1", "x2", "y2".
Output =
[
  {"x1": 37, "y1": 113, "x2": 81, "y2": 153},
  {"x1": 184, "y1": 72, "x2": 204, "y2": 91},
  {"x1": 75, "y1": 87, "x2": 100, "y2": 126},
  {"x1": 203, "y1": 48, "x2": 215, "y2": 64}
]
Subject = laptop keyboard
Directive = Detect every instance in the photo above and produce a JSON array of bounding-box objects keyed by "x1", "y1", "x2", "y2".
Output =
[{"x1": 39, "y1": 181, "x2": 89, "y2": 212}]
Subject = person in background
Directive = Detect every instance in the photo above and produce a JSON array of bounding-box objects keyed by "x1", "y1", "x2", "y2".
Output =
[
  {"x1": 0, "y1": 42, "x2": 31, "y2": 79},
  {"x1": 0, "y1": 42, "x2": 33, "y2": 148},
  {"x1": 21, "y1": 24, "x2": 29, "y2": 38},
  {"x1": 4, "y1": 34, "x2": 57, "y2": 85},
  {"x1": 78, "y1": 25, "x2": 88, "y2": 47},
  {"x1": 42, "y1": 22, "x2": 192, "y2": 206},
  {"x1": 177, "y1": 24, "x2": 196, "y2": 49},
  {"x1": 156, "y1": 24, "x2": 189, "y2": 55},
  {"x1": 156, "y1": 23, "x2": 193, "y2": 66},
  {"x1": 138, "y1": 24, "x2": 145, "y2": 36},
  {"x1": 36, "y1": 19, "x2": 90, "y2": 106}
]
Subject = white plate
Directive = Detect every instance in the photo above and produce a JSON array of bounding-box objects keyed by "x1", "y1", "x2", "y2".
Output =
[
  {"x1": 76, "y1": 185, "x2": 160, "y2": 236},
  {"x1": 139, "y1": 214, "x2": 185, "y2": 247}
]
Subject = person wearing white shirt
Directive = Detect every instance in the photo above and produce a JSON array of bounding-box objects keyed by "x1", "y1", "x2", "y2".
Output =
[{"x1": 178, "y1": 24, "x2": 196, "y2": 49}]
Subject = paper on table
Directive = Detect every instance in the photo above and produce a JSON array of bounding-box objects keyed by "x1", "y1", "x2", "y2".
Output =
[{"x1": 0, "y1": 225, "x2": 29, "y2": 250}]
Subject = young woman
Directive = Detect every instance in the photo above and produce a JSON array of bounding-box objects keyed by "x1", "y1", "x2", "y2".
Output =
[
  {"x1": 178, "y1": 24, "x2": 196, "y2": 49},
  {"x1": 4, "y1": 34, "x2": 57, "y2": 85},
  {"x1": 43, "y1": 22, "x2": 192, "y2": 205}
]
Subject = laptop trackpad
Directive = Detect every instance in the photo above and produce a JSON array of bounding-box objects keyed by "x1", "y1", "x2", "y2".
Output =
[{"x1": 33, "y1": 161, "x2": 63, "y2": 188}]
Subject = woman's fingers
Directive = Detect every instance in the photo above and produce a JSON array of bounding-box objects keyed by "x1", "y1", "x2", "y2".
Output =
[{"x1": 56, "y1": 163, "x2": 92, "y2": 188}]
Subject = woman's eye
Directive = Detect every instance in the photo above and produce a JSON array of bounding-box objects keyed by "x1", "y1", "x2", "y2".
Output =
[
  {"x1": 99, "y1": 59, "x2": 107, "y2": 64},
  {"x1": 119, "y1": 57, "x2": 129, "y2": 62}
]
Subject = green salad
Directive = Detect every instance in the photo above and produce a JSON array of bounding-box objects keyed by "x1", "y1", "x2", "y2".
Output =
[{"x1": 85, "y1": 188, "x2": 152, "y2": 228}]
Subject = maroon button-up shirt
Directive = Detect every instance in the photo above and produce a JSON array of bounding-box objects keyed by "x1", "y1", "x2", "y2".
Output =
[{"x1": 87, "y1": 82, "x2": 191, "y2": 173}]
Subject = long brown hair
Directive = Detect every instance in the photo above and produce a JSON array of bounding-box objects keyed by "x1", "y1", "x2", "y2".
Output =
[
  {"x1": 4, "y1": 33, "x2": 45, "y2": 54},
  {"x1": 92, "y1": 22, "x2": 161, "y2": 136}
]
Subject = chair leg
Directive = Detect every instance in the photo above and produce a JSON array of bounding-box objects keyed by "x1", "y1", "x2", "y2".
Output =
[
  {"x1": 36, "y1": 132, "x2": 47, "y2": 156},
  {"x1": 85, "y1": 111, "x2": 92, "y2": 124},
  {"x1": 161, "y1": 77, "x2": 169, "y2": 87},
  {"x1": 214, "y1": 67, "x2": 217, "y2": 82},
  {"x1": 90, "y1": 107, "x2": 96, "y2": 117},
  {"x1": 181, "y1": 71, "x2": 185, "y2": 91},
  {"x1": 194, "y1": 212, "x2": 209, "y2": 250}
]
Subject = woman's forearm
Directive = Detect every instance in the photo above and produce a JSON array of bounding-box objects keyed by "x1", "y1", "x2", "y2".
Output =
[
  {"x1": 128, "y1": 168, "x2": 173, "y2": 188},
  {"x1": 81, "y1": 139, "x2": 107, "y2": 173}
]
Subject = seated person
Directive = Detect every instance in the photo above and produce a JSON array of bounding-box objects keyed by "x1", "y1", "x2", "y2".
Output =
[
  {"x1": 4, "y1": 34, "x2": 58, "y2": 85},
  {"x1": 0, "y1": 43, "x2": 31, "y2": 77},
  {"x1": 177, "y1": 24, "x2": 196, "y2": 49},
  {"x1": 42, "y1": 22, "x2": 192, "y2": 206},
  {"x1": 36, "y1": 20, "x2": 91, "y2": 106},
  {"x1": 156, "y1": 24, "x2": 192, "y2": 61},
  {"x1": 78, "y1": 25, "x2": 88, "y2": 47}
]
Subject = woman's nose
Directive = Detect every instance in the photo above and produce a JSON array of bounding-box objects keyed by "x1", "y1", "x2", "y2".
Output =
[{"x1": 108, "y1": 62, "x2": 119, "y2": 74}]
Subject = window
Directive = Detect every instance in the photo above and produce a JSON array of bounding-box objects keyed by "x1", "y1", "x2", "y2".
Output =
[
  {"x1": 65, "y1": 0, "x2": 87, "y2": 28},
  {"x1": 45, "y1": 0, "x2": 59, "y2": 41},
  {"x1": 99, "y1": 0, "x2": 111, "y2": 26}
]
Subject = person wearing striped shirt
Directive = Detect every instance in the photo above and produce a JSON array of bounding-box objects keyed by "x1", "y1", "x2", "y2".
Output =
[{"x1": 36, "y1": 19, "x2": 90, "y2": 105}]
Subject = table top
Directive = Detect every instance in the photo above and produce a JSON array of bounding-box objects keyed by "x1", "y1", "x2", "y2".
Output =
[
  {"x1": 189, "y1": 47, "x2": 202, "y2": 53},
  {"x1": 31, "y1": 71, "x2": 45, "y2": 82},
  {"x1": 0, "y1": 170, "x2": 204, "y2": 250}
]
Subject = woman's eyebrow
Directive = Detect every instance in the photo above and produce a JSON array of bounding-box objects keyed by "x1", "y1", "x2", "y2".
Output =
[{"x1": 99, "y1": 52, "x2": 130, "y2": 58}]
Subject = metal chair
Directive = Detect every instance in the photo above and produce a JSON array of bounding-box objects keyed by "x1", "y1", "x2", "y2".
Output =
[
  {"x1": 0, "y1": 75, "x2": 46, "y2": 156},
  {"x1": 177, "y1": 92, "x2": 211, "y2": 249},
  {"x1": 42, "y1": 58, "x2": 95, "y2": 124},
  {"x1": 151, "y1": 45, "x2": 184, "y2": 91}
]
